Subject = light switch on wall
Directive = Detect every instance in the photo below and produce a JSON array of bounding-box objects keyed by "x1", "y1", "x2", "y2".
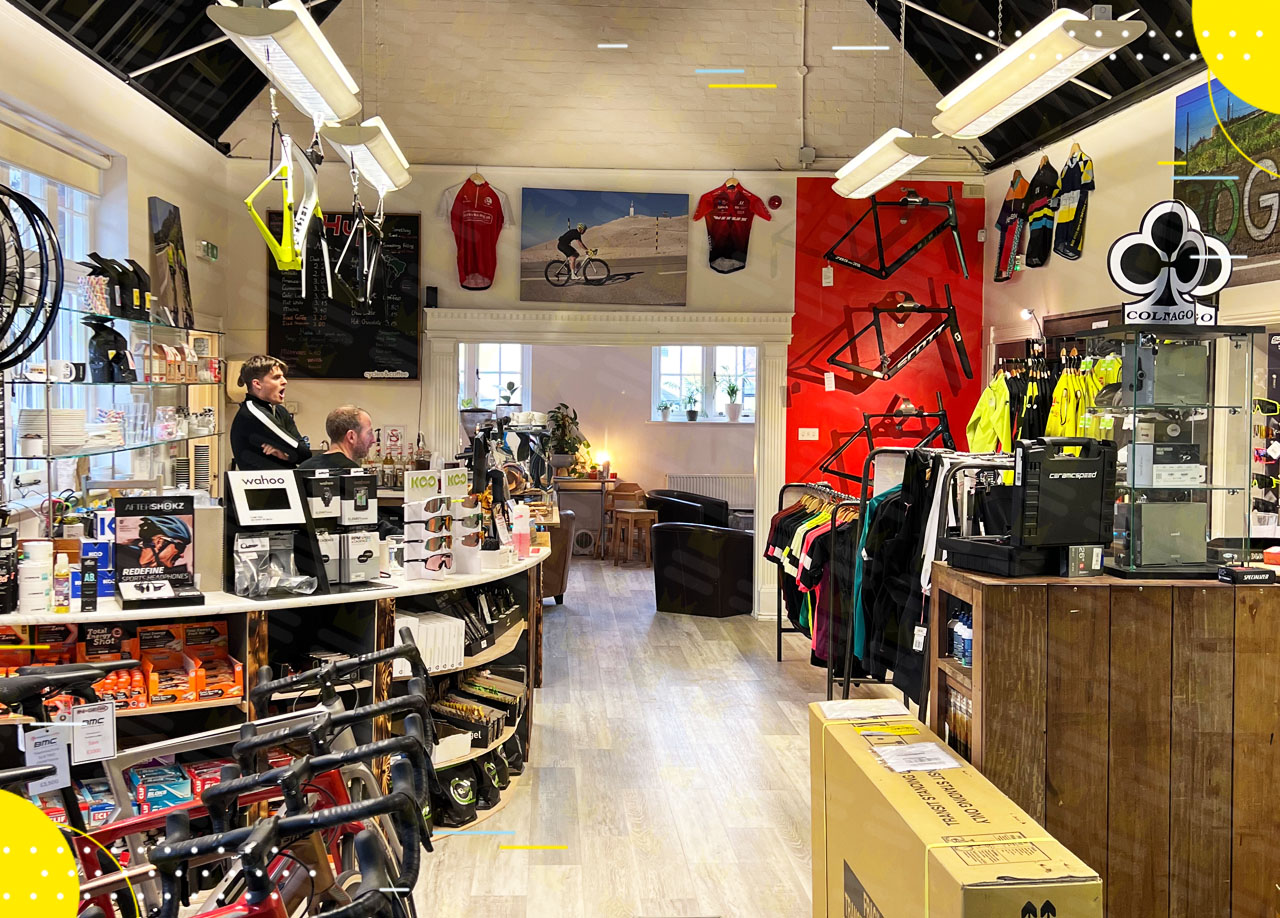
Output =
[{"x1": 798, "y1": 428, "x2": 819, "y2": 441}]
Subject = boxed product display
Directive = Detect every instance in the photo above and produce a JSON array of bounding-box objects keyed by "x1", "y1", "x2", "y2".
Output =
[
  {"x1": 114, "y1": 494, "x2": 203, "y2": 607},
  {"x1": 810, "y1": 702, "x2": 1102, "y2": 917},
  {"x1": 184, "y1": 758, "x2": 235, "y2": 796},
  {"x1": 182, "y1": 621, "x2": 244, "y2": 699},
  {"x1": 432, "y1": 723, "x2": 474, "y2": 766},
  {"x1": 340, "y1": 530, "x2": 379, "y2": 584},
  {"x1": 418, "y1": 612, "x2": 466, "y2": 673},
  {"x1": 76, "y1": 778, "x2": 117, "y2": 827},
  {"x1": 340, "y1": 472, "x2": 378, "y2": 526},
  {"x1": 126, "y1": 762, "x2": 194, "y2": 813},
  {"x1": 32, "y1": 623, "x2": 78, "y2": 663},
  {"x1": 137, "y1": 623, "x2": 197, "y2": 706},
  {"x1": 456, "y1": 670, "x2": 526, "y2": 719},
  {"x1": 316, "y1": 530, "x2": 341, "y2": 584},
  {"x1": 431, "y1": 695, "x2": 506, "y2": 747},
  {"x1": 302, "y1": 472, "x2": 341, "y2": 520}
]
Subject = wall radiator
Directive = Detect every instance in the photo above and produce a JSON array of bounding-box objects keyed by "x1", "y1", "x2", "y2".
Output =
[{"x1": 664, "y1": 474, "x2": 755, "y2": 509}]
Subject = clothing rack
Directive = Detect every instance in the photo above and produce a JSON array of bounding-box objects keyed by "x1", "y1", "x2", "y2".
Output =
[{"x1": 774, "y1": 481, "x2": 859, "y2": 664}]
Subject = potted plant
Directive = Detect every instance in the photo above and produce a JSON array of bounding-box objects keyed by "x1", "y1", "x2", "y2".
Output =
[
  {"x1": 656, "y1": 400, "x2": 675, "y2": 422},
  {"x1": 495, "y1": 381, "x2": 521, "y2": 421},
  {"x1": 547, "y1": 402, "x2": 589, "y2": 473},
  {"x1": 721, "y1": 375, "x2": 744, "y2": 422},
  {"x1": 683, "y1": 384, "x2": 701, "y2": 422},
  {"x1": 459, "y1": 397, "x2": 493, "y2": 440}
]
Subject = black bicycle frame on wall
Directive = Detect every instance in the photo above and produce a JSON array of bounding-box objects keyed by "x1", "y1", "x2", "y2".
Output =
[
  {"x1": 823, "y1": 186, "x2": 968, "y2": 280},
  {"x1": 827, "y1": 284, "x2": 973, "y2": 382},
  {"x1": 819, "y1": 394, "x2": 955, "y2": 483}
]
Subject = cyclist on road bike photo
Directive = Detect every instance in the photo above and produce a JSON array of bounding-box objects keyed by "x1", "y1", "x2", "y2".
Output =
[{"x1": 557, "y1": 222, "x2": 589, "y2": 278}]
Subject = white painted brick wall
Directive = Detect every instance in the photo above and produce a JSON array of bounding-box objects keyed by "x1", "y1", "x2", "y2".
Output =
[{"x1": 221, "y1": 0, "x2": 942, "y2": 169}]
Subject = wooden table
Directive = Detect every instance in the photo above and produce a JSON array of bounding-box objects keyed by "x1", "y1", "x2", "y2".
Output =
[{"x1": 927, "y1": 562, "x2": 1280, "y2": 918}]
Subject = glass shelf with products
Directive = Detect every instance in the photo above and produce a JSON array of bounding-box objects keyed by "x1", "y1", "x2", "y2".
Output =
[
  {"x1": 16, "y1": 302, "x2": 224, "y2": 337},
  {"x1": 1083, "y1": 324, "x2": 1259, "y2": 578},
  {"x1": 10, "y1": 428, "x2": 224, "y2": 462}
]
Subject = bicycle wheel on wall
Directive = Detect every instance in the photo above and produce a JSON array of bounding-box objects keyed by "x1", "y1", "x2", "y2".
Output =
[
  {"x1": 544, "y1": 260, "x2": 571, "y2": 287},
  {"x1": 583, "y1": 259, "x2": 609, "y2": 285}
]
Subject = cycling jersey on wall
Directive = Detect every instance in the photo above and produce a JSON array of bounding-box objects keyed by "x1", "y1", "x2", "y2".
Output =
[
  {"x1": 438, "y1": 180, "x2": 512, "y2": 291},
  {"x1": 1053, "y1": 150, "x2": 1095, "y2": 261},
  {"x1": 993, "y1": 172, "x2": 1030, "y2": 283},
  {"x1": 693, "y1": 182, "x2": 771, "y2": 274},
  {"x1": 1023, "y1": 161, "x2": 1060, "y2": 269}
]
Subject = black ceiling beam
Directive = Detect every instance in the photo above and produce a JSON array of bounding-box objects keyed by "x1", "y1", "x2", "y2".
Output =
[
  {"x1": 131, "y1": 13, "x2": 217, "y2": 84},
  {"x1": 89, "y1": 0, "x2": 147, "y2": 54},
  {"x1": 112, "y1": 2, "x2": 188, "y2": 73}
]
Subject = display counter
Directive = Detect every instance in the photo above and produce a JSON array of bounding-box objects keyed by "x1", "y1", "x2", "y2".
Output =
[{"x1": 927, "y1": 561, "x2": 1279, "y2": 918}]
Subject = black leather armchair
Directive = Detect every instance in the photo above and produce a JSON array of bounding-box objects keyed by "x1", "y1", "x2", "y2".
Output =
[
  {"x1": 651, "y1": 522, "x2": 753, "y2": 617},
  {"x1": 646, "y1": 489, "x2": 730, "y2": 528}
]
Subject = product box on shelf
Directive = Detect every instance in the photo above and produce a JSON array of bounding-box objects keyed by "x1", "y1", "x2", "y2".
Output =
[
  {"x1": 31, "y1": 791, "x2": 69, "y2": 824},
  {"x1": 77, "y1": 625, "x2": 133, "y2": 663},
  {"x1": 76, "y1": 778, "x2": 116, "y2": 827},
  {"x1": 137, "y1": 623, "x2": 197, "y2": 705},
  {"x1": 184, "y1": 758, "x2": 235, "y2": 796},
  {"x1": 809, "y1": 702, "x2": 1102, "y2": 918},
  {"x1": 0, "y1": 623, "x2": 31, "y2": 668},
  {"x1": 418, "y1": 612, "x2": 466, "y2": 673},
  {"x1": 79, "y1": 539, "x2": 113, "y2": 570},
  {"x1": 431, "y1": 695, "x2": 505, "y2": 748},
  {"x1": 182, "y1": 621, "x2": 244, "y2": 699},
  {"x1": 340, "y1": 473, "x2": 378, "y2": 526},
  {"x1": 302, "y1": 473, "x2": 342, "y2": 520},
  {"x1": 32, "y1": 623, "x2": 78, "y2": 663},
  {"x1": 316, "y1": 531, "x2": 340, "y2": 584},
  {"x1": 340, "y1": 530, "x2": 379, "y2": 584},
  {"x1": 431, "y1": 723, "x2": 474, "y2": 766},
  {"x1": 392, "y1": 612, "x2": 421, "y2": 678},
  {"x1": 126, "y1": 762, "x2": 194, "y2": 813}
]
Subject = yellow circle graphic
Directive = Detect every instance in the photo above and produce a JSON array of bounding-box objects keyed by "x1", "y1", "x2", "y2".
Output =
[
  {"x1": 1206, "y1": 71, "x2": 1280, "y2": 179},
  {"x1": 0, "y1": 790, "x2": 79, "y2": 916},
  {"x1": 1193, "y1": 1, "x2": 1280, "y2": 114}
]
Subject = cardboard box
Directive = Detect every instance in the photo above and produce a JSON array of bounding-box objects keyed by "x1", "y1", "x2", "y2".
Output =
[
  {"x1": 126, "y1": 763, "x2": 193, "y2": 813},
  {"x1": 184, "y1": 758, "x2": 234, "y2": 796},
  {"x1": 810, "y1": 702, "x2": 1102, "y2": 918},
  {"x1": 339, "y1": 472, "x2": 378, "y2": 526},
  {"x1": 138, "y1": 623, "x2": 197, "y2": 704},
  {"x1": 316, "y1": 530, "x2": 341, "y2": 584},
  {"x1": 340, "y1": 530, "x2": 379, "y2": 583},
  {"x1": 182, "y1": 621, "x2": 243, "y2": 699},
  {"x1": 302, "y1": 473, "x2": 342, "y2": 520},
  {"x1": 76, "y1": 778, "x2": 117, "y2": 827}
]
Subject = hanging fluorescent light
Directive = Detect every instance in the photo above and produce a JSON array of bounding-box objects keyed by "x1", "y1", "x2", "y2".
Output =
[
  {"x1": 208, "y1": 0, "x2": 360, "y2": 123},
  {"x1": 832, "y1": 128, "x2": 953, "y2": 199},
  {"x1": 932, "y1": 9, "x2": 1138, "y2": 139},
  {"x1": 320, "y1": 117, "x2": 411, "y2": 193}
]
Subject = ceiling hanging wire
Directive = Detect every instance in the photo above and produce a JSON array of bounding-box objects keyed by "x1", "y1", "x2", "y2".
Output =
[
  {"x1": 898, "y1": 0, "x2": 906, "y2": 129},
  {"x1": 997, "y1": 0, "x2": 1003, "y2": 46},
  {"x1": 871, "y1": 0, "x2": 879, "y2": 136}
]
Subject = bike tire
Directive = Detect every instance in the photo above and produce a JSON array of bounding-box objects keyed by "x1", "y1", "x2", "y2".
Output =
[
  {"x1": 544, "y1": 259, "x2": 571, "y2": 287},
  {"x1": 583, "y1": 258, "x2": 610, "y2": 285},
  {"x1": 0, "y1": 188, "x2": 46, "y2": 357},
  {"x1": 0, "y1": 201, "x2": 25, "y2": 339},
  {"x1": 0, "y1": 185, "x2": 60, "y2": 371}
]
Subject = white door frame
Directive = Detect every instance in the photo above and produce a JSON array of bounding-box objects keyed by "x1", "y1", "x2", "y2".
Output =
[{"x1": 422, "y1": 308, "x2": 791, "y2": 619}]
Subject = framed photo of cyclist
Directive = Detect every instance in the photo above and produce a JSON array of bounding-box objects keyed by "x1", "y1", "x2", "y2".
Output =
[{"x1": 519, "y1": 188, "x2": 689, "y2": 306}]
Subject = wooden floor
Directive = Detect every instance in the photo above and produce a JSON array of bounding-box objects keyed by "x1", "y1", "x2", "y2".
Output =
[{"x1": 414, "y1": 560, "x2": 895, "y2": 918}]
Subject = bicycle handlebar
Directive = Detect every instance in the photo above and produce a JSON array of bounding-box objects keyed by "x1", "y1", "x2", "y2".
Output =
[
  {"x1": 248, "y1": 626, "x2": 424, "y2": 711},
  {"x1": 17, "y1": 660, "x2": 139, "y2": 677},
  {"x1": 0, "y1": 765, "x2": 55, "y2": 792}
]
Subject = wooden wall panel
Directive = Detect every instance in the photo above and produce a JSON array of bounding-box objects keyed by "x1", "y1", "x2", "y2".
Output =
[
  {"x1": 1046, "y1": 584, "x2": 1110, "y2": 906},
  {"x1": 1233, "y1": 588, "x2": 1280, "y2": 916},
  {"x1": 1169, "y1": 586, "x2": 1234, "y2": 918},
  {"x1": 980, "y1": 583, "x2": 1047, "y2": 823},
  {"x1": 1108, "y1": 586, "x2": 1172, "y2": 918}
]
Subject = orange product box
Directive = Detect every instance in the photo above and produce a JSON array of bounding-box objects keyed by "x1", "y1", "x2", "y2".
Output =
[
  {"x1": 0, "y1": 624, "x2": 30, "y2": 669},
  {"x1": 181, "y1": 621, "x2": 243, "y2": 699},
  {"x1": 78, "y1": 625, "x2": 136, "y2": 664},
  {"x1": 138, "y1": 623, "x2": 196, "y2": 705},
  {"x1": 33, "y1": 623, "x2": 77, "y2": 664}
]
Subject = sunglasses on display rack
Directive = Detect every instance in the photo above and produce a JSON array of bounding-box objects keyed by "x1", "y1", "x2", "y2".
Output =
[
  {"x1": 1253, "y1": 473, "x2": 1280, "y2": 490},
  {"x1": 424, "y1": 535, "x2": 452, "y2": 551},
  {"x1": 458, "y1": 494, "x2": 480, "y2": 509},
  {"x1": 459, "y1": 531, "x2": 482, "y2": 547},
  {"x1": 425, "y1": 554, "x2": 453, "y2": 571},
  {"x1": 1254, "y1": 397, "x2": 1280, "y2": 416},
  {"x1": 424, "y1": 515, "x2": 452, "y2": 533},
  {"x1": 423, "y1": 497, "x2": 450, "y2": 513},
  {"x1": 457, "y1": 512, "x2": 482, "y2": 528},
  {"x1": 1254, "y1": 447, "x2": 1274, "y2": 464}
]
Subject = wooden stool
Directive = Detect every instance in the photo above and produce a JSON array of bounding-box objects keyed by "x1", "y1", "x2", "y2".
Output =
[{"x1": 612, "y1": 508, "x2": 659, "y2": 566}]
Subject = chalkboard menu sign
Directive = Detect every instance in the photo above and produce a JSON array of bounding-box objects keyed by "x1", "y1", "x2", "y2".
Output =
[{"x1": 267, "y1": 210, "x2": 421, "y2": 379}]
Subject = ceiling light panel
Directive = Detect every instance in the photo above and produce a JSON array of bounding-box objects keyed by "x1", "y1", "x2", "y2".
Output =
[{"x1": 320, "y1": 117, "x2": 412, "y2": 194}]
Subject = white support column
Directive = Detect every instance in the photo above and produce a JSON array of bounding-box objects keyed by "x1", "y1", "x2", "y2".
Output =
[
  {"x1": 423, "y1": 335, "x2": 460, "y2": 463},
  {"x1": 753, "y1": 339, "x2": 788, "y2": 620}
]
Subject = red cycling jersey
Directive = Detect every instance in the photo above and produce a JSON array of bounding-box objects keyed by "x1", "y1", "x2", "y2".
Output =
[
  {"x1": 438, "y1": 180, "x2": 512, "y2": 290},
  {"x1": 693, "y1": 182, "x2": 772, "y2": 274}
]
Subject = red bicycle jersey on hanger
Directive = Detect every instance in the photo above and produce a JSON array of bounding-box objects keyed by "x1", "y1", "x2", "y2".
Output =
[
  {"x1": 438, "y1": 179, "x2": 512, "y2": 290},
  {"x1": 693, "y1": 182, "x2": 772, "y2": 274}
]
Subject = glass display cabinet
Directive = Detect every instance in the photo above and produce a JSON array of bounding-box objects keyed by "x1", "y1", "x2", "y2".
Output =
[{"x1": 1081, "y1": 324, "x2": 1258, "y2": 578}]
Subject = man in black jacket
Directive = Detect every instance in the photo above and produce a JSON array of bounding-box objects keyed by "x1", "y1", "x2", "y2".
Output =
[{"x1": 229, "y1": 355, "x2": 312, "y2": 470}]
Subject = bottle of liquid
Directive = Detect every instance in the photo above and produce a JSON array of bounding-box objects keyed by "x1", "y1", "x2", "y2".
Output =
[
  {"x1": 382, "y1": 446, "x2": 396, "y2": 492},
  {"x1": 370, "y1": 437, "x2": 383, "y2": 481},
  {"x1": 53, "y1": 553, "x2": 71, "y2": 614}
]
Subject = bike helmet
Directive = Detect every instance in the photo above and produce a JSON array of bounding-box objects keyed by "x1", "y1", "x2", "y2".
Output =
[
  {"x1": 576, "y1": 222, "x2": 587, "y2": 232},
  {"x1": 138, "y1": 515, "x2": 192, "y2": 546}
]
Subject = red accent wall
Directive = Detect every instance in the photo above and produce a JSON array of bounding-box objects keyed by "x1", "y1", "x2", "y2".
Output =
[{"x1": 787, "y1": 178, "x2": 986, "y2": 483}]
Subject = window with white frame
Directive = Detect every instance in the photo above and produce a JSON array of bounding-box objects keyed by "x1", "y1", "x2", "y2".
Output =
[
  {"x1": 458, "y1": 343, "x2": 533, "y2": 410},
  {"x1": 3, "y1": 161, "x2": 106, "y2": 493},
  {"x1": 651, "y1": 345, "x2": 756, "y2": 421}
]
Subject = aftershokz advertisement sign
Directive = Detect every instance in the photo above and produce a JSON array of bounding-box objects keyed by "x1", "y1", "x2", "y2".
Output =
[{"x1": 1107, "y1": 200, "x2": 1232, "y2": 325}]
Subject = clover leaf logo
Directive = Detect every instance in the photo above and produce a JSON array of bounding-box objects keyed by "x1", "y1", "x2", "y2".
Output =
[{"x1": 1107, "y1": 200, "x2": 1232, "y2": 325}]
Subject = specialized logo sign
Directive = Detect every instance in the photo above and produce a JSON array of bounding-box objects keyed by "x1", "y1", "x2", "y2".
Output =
[
  {"x1": 1107, "y1": 200, "x2": 1232, "y2": 325},
  {"x1": 450, "y1": 776, "x2": 476, "y2": 805}
]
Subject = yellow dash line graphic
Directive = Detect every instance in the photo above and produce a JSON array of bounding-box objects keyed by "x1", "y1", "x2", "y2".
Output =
[
  {"x1": 1158, "y1": 161, "x2": 1186, "y2": 165},
  {"x1": 708, "y1": 83, "x2": 776, "y2": 89},
  {"x1": 8, "y1": 645, "x2": 50, "y2": 650},
  {"x1": 499, "y1": 845, "x2": 568, "y2": 850}
]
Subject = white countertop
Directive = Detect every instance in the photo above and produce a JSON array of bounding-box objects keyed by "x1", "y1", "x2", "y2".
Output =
[{"x1": 6, "y1": 551, "x2": 546, "y2": 625}]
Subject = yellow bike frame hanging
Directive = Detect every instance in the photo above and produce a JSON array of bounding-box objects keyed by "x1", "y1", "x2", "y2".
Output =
[{"x1": 245, "y1": 133, "x2": 324, "y2": 276}]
